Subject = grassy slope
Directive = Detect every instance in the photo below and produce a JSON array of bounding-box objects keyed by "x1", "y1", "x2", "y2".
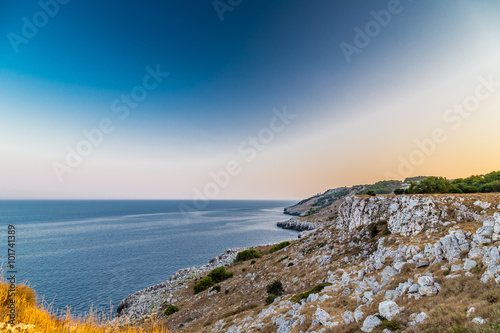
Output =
[{"x1": 0, "y1": 281, "x2": 173, "y2": 333}]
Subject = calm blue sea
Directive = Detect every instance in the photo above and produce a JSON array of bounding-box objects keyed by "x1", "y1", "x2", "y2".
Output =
[{"x1": 0, "y1": 200, "x2": 297, "y2": 316}]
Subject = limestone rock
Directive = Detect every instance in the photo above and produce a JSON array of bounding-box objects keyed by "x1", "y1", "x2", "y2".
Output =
[
  {"x1": 361, "y1": 315, "x2": 382, "y2": 332},
  {"x1": 472, "y1": 317, "x2": 487, "y2": 324},
  {"x1": 464, "y1": 259, "x2": 477, "y2": 271},
  {"x1": 379, "y1": 300, "x2": 400, "y2": 320}
]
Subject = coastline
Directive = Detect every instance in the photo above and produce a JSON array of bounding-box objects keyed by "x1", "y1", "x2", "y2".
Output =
[{"x1": 114, "y1": 238, "x2": 299, "y2": 322}]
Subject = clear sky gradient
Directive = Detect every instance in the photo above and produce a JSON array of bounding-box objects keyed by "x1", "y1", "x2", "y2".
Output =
[{"x1": 1, "y1": 0, "x2": 499, "y2": 200}]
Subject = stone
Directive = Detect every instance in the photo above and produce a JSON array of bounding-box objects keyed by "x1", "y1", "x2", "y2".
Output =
[
  {"x1": 466, "y1": 307, "x2": 475, "y2": 317},
  {"x1": 434, "y1": 234, "x2": 463, "y2": 262},
  {"x1": 417, "y1": 276, "x2": 435, "y2": 286},
  {"x1": 362, "y1": 291, "x2": 374, "y2": 304},
  {"x1": 313, "y1": 308, "x2": 331, "y2": 326},
  {"x1": 342, "y1": 311, "x2": 355, "y2": 324},
  {"x1": 416, "y1": 260, "x2": 430, "y2": 268},
  {"x1": 361, "y1": 315, "x2": 382, "y2": 332},
  {"x1": 472, "y1": 317, "x2": 487, "y2": 324},
  {"x1": 408, "y1": 312, "x2": 428, "y2": 326},
  {"x1": 450, "y1": 264, "x2": 463, "y2": 272},
  {"x1": 408, "y1": 284, "x2": 419, "y2": 293},
  {"x1": 414, "y1": 312, "x2": 428, "y2": 324},
  {"x1": 380, "y1": 266, "x2": 398, "y2": 283},
  {"x1": 464, "y1": 259, "x2": 477, "y2": 271},
  {"x1": 307, "y1": 293, "x2": 319, "y2": 303},
  {"x1": 469, "y1": 247, "x2": 484, "y2": 259},
  {"x1": 474, "y1": 200, "x2": 491, "y2": 210},
  {"x1": 358, "y1": 269, "x2": 366, "y2": 280},
  {"x1": 353, "y1": 308, "x2": 364, "y2": 323},
  {"x1": 419, "y1": 285, "x2": 438, "y2": 296},
  {"x1": 379, "y1": 300, "x2": 400, "y2": 320}
]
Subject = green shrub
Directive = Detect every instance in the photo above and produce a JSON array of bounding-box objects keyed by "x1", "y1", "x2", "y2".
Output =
[
  {"x1": 207, "y1": 267, "x2": 234, "y2": 283},
  {"x1": 193, "y1": 276, "x2": 214, "y2": 294},
  {"x1": 449, "y1": 185, "x2": 463, "y2": 193},
  {"x1": 210, "y1": 285, "x2": 221, "y2": 293},
  {"x1": 292, "y1": 282, "x2": 332, "y2": 303},
  {"x1": 394, "y1": 188, "x2": 405, "y2": 195},
  {"x1": 225, "y1": 289, "x2": 229, "y2": 294},
  {"x1": 235, "y1": 249, "x2": 262, "y2": 262},
  {"x1": 164, "y1": 305, "x2": 180, "y2": 316},
  {"x1": 366, "y1": 190, "x2": 376, "y2": 196},
  {"x1": 265, "y1": 294, "x2": 277, "y2": 305},
  {"x1": 376, "y1": 317, "x2": 400, "y2": 330},
  {"x1": 270, "y1": 241, "x2": 291, "y2": 253},
  {"x1": 267, "y1": 280, "x2": 284, "y2": 296},
  {"x1": 470, "y1": 266, "x2": 481, "y2": 274},
  {"x1": 193, "y1": 267, "x2": 234, "y2": 294},
  {"x1": 250, "y1": 260, "x2": 256, "y2": 264},
  {"x1": 287, "y1": 262, "x2": 294, "y2": 267}
]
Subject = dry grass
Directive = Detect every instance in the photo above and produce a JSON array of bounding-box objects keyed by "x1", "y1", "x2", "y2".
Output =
[{"x1": 0, "y1": 280, "x2": 173, "y2": 333}]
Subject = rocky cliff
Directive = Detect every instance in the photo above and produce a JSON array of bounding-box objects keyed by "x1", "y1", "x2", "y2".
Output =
[{"x1": 116, "y1": 193, "x2": 500, "y2": 332}]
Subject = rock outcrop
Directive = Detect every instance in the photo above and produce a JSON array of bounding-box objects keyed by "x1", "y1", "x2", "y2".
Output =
[
  {"x1": 276, "y1": 219, "x2": 319, "y2": 231},
  {"x1": 116, "y1": 193, "x2": 500, "y2": 332}
]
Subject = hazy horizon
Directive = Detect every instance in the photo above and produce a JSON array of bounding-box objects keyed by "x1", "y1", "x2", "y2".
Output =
[{"x1": 1, "y1": 0, "x2": 499, "y2": 200}]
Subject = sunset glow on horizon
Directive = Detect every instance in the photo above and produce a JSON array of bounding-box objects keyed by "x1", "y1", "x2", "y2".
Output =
[{"x1": 1, "y1": 0, "x2": 499, "y2": 200}]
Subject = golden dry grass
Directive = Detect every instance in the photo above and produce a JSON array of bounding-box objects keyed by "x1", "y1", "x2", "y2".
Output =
[{"x1": 0, "y1": 280, "x2": 173, "y2": 333}]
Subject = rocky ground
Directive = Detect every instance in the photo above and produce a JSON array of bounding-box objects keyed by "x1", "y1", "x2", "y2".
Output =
[{"x1": 116, "y1": 193, "x2": 500, "y2": 333}]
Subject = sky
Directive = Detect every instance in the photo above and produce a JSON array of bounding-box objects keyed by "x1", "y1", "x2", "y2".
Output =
[{"x1": 1, "y1": 0, "x2": 499, "y2": 200}]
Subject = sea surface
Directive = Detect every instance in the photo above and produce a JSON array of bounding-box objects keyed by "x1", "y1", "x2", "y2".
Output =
[{"x1": 0, "y1": 200, "x2": 297, "y2": 316}]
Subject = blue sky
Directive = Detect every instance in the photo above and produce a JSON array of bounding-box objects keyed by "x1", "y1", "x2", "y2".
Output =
[{"x1": 1, "y1": 0, "x2": 500, "y2": 199}]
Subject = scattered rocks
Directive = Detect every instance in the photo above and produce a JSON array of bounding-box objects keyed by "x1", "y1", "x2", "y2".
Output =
[
  {"x1": 361, "y1": 315, "x2": 382, "y2": 332},
  {"x1": 408, "y1": 312, "x2": 428, "y2": 326},
  {"x1": 416, "y1": 260, "x2": 429, "y2": 268},
  {"x1": 464, "y1": 259, "x2": 477, "y2": 271},
  {"x1": 379, "y1": 300, "x2": 400, "y2": 320}
]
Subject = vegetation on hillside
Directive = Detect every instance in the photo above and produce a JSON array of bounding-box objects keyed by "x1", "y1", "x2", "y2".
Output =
[
  {"x1": 269, "y1": 241, "x2": 290, "y2": 253},
  {"x1": 398, "y1": 171, "x2": 500, "y2": 195},
  {"x1": 234, "y1": 249, "x2": 262, "y2": 262},
  {"x1": 193, "y1": 267, "x2": 234, "y2": 294},
  {"x1": 0, "y1": 280, "x2": 172, "y2": 333},
  {"x1": 357, "y1": 180, "x2": 402, "y2": 195}
]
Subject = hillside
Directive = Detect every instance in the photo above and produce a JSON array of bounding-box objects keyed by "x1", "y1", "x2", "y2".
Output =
[
  {"x1": 283, "y1": 180, "x2": 417, "y2": 217},
  {"x1": 116, "y1": 193, "x2": 500, "y2": 333}
]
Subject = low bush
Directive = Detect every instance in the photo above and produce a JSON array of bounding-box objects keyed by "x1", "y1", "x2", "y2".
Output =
[
  {"x1": 193, "y1": 276, "x2": 214, "y2": 294},
  {"x1": 265, "y1": 294, "x2": 277, "y2": 305},
  {"x1": 164, "y1": 305, "x2": 179, "y2": 316},
  {"x1": 394, "y1": 188, "x2": 405, "y2": 195},
  {"x1": 207, "y1": 267, "x2": 234, "y2": 283},
  {"x1": 210, "y1": 285, "x2": 221, "y2": 293},
  {"x1": 267, "y1": 280, "x2": 284, "y2": 296},
  {"x1": 277, "y1": 256, "x2": 289, "y2": 263},
  {"x1": 235, "y1": 249, "x2": 262, "y2": 262},
  {"x1": 270, "y1": 241, "x2": 290, "y2": 253},
  {"x1": 193, "y1": 267, "x2": 234, "y2": 294}
]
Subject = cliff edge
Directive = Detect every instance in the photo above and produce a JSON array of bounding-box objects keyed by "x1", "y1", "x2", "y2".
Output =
[{"x1": 116, "y1": 193, "x2": 500, "y2": 332}]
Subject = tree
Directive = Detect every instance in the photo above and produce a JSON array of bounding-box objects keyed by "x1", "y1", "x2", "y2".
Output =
[
  {"x1": 414, "y1": 176, "x2": 451, "y2": 194},
  {"x1": 394, "y1": 189, "x2": 405, "y2": 195}
]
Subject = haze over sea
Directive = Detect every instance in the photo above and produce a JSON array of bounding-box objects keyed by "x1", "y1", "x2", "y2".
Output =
[{"x1": 0, "y1": 200, "x2": 297, "y2": 315}]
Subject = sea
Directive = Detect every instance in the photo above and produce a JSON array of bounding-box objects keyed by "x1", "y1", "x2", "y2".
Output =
[{"x1": 0, "y1": 200, "x2": 298, "y2": 316}]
